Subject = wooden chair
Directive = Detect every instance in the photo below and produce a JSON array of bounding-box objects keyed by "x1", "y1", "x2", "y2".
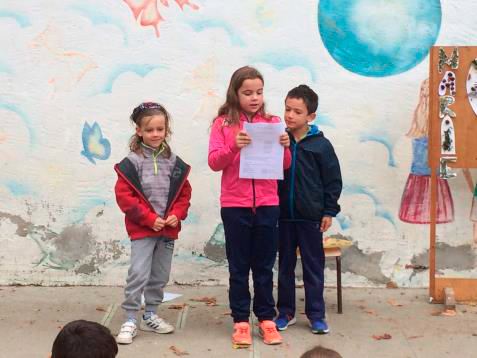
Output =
[
  {"x1": 297, "y1": 246, "x2": 343, "y2": 314},
  {"x1": 324, "y1": 247, "x2": 343, "y2": 314}
]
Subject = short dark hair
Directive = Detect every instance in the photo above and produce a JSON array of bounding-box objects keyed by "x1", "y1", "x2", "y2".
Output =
[
  {"x1": 300, "y1": 345, "x2": 342, "y2": 358},
  {"x1": 286, "y1": 84, "x2": 319, "y2": 114},
  {"x1": 51, "y1": 320, "x2": 118, "y2": 358}
]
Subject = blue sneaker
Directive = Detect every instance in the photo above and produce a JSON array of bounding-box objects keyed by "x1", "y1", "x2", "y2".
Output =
[
  {"x1": 274, "y1": 315, "x2": 296, "y2": 331},
  {"x1": 310, "y1": 319, "x2": 330, "y2": 334}
]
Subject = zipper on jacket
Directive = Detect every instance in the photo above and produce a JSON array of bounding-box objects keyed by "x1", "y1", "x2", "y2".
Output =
[
  {"x1": 252, "y1": 179, "x2": 256, "y2": 214},
  {"x1": 246, "y1": 114, "x2": 257, "y2": 214},
  {"x1": 289, "y1": 140, "x2": 297, "y2": 219}
]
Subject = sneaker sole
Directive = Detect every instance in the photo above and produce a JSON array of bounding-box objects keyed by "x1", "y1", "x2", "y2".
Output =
[
  {"x1": 258, "y1": 329, "x2": 283, "y2": 345},
  {"x1": 276, "y1": 317, "x2": 297, "y2": 331},
  {"x1": 309, "y1": 324, "x2": 330, "y2": 334},
  {"x1": 116, "y1": 332, "x2": 137, "y2": 344},
  {"x1": 311, "y1": 329, "x2": 330, "y2": 334},
  {"x1": 140, "y1": 325, "x2": 174, "y2": 334},
  {"x1": 232, "y1": 340, "x2": 252, "y2": 349}
]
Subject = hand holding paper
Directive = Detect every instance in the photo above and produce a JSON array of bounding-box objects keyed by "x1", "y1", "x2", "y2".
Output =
[{"x1": 239, "y1": 122, "x2": 286, "y2": 179}]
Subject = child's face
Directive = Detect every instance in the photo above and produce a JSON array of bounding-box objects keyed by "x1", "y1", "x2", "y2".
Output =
[
  {"x1": 284, "y1": 97, "x2": 315, "y2": 132},
  {"x1": 136, "y1": 114, "x2": 167, "y2": 149},
  {"x1": 238, "y1": 78, "x2": 263, "y2": 116}
]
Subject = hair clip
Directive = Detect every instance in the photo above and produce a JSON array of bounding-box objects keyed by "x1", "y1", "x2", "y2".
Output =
[{"x1": 139, "y1": 102, "x2": 162, "y2": 110}]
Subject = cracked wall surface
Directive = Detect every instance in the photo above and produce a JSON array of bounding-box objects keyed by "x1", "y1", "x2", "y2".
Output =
[{"x1": 1, "y1": 0, "x2": 477, "y2": 286}]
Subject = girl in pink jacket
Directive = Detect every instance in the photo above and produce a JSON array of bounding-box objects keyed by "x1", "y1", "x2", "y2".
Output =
[{"x1": 208, "y1": 66, "x2": 291, "y2": 347}]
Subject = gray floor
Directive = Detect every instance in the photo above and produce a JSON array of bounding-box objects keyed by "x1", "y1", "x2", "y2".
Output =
[{"x1": 2, "y1": 285, "x2": 476, "y2": 358}]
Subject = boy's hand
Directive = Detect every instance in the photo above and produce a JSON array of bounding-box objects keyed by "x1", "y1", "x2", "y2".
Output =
[
  {"x1": 279, "y1": 133, "x2": 290, "y2": 147},
  {"x1": 235, "y1": 131, "x2": 251, "y2": 148},
  {"x1": 165, "y1": 215, "x2": 178, "y2": 228},
  {"x1": 153, "y1": 217, "x2": 166, "y2": 231},
  {"x1": 320, "y1": 216, "x2": 332, "y2": 232}
]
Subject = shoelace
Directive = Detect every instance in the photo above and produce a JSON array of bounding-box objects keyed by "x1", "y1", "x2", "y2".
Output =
[
  {"x1": 237, "y1": 328, "x2": 248, "y2": 335},
  {"x1": 264, "y1": 327, "x2": 276, "y2": 334}
]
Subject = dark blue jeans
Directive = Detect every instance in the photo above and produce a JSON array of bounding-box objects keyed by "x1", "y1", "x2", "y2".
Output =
[
  {"x1": 277, "y1": 220, "x2": 325, "y2": 321},
  {"x1": 221, "y1": 206, "x2": 279, "y2": 323}
]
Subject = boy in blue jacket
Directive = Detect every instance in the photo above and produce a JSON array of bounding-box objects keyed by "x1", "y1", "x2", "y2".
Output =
[{"x1": 275, "y1": 85, "x2": 342, "y2": 334}]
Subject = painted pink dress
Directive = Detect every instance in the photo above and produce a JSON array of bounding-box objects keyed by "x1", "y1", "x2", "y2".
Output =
[{"x1": 399, "y1": 137, "x2": 454, "y2": 224}]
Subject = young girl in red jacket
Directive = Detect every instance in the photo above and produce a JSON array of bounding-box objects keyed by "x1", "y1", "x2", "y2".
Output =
[
  {"x1": 208, "y1": 66, "x2": 291, "y2": 347},
  {"x1": 114, "y1": 102, "x2": 191, "y2": 345}
]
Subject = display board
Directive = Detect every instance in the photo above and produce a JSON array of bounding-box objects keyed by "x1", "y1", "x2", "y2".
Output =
[{"x1": 428, "y1": 46, "x2": 477, "y2": 303}]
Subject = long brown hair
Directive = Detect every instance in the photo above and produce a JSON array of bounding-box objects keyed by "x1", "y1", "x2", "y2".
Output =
[
  {"x1": 215, "y1": 66, "x2": 268, "y2": 126},
  {"x1": 129, "y1": 102, "x2": 172, "y2": 158},
  {"x1": 406, "y1": 78, "x2": 429, "y2": 138}
]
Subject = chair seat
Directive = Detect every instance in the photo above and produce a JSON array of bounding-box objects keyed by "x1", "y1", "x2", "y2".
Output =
[{"x1": 324, "y1": 247, "x2": 342, "y2": 257}]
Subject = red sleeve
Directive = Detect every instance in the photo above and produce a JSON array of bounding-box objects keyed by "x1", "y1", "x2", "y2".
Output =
[
  {"x1": 283, "y1": 147, "x2": 291, "y2": 170},
  {"x1": 168, "y1": 179, "x2": 192, "y2": 220},
  {"x1": 115, "y1": 175, "x2": 158, "y2": 228}
]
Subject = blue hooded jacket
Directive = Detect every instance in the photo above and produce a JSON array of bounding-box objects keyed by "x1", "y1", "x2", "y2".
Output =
[{"x1": 278, "y1": 124, "x2": 342, "y2": 221}]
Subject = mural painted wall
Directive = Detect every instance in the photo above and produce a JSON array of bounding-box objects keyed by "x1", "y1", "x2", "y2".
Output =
[{"x1": 1, "y1": 0, "x2": 477, "y2": 287}]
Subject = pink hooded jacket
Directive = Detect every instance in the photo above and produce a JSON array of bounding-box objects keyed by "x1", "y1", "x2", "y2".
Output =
[{"x1": 208, "y1": 112, "x2": 291, "y2": 208}]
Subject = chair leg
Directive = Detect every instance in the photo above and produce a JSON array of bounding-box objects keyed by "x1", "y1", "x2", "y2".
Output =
[{"x1": 336, "y1": 256, "x2": 342, "y2": 314}]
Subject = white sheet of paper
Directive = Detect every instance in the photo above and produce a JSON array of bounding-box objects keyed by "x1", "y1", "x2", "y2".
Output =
[
  {"x1": 141, "y1": 292, "x2": 182, "y2": 306},
  {"x1": 239, "y1": 121, "x2": 285, "y2": 180}
]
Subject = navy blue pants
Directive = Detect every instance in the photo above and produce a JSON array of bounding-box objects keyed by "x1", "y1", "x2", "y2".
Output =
[
  {"x1": 221, "y1": 206, "x2": 279, "y2": 323},
  {"x1": 277, "y1": 220, "x2": 325, "y2": 321}
]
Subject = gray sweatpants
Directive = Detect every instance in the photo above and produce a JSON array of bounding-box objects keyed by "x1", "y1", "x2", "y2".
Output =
[{"x1": 122, "y1": 238, "x2": 174, "y2": 319}]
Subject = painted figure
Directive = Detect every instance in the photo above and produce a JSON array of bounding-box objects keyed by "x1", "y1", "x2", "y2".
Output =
[{"x1": 399, "y1": 79, "x2": 454, "y2": 224}]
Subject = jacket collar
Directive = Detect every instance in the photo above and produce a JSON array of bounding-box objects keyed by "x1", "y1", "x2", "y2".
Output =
[
  {"x1": 140, "y1": 142, "x2": 165, "y2": 158},
  {"x1": 239, "y1": 111, "x2": 264, "y2": 122}
]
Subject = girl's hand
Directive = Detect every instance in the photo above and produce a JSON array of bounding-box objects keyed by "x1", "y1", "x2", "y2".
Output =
[
  {"x1": 320, "y1": 216, "x2": 332, "y2": 232},
  {"x1": 235, "y1": 131, "x2": 251, "y2": 148},
  {"x1": 153, "y1": 217, "x2": 166, "y2": 231},
  {"x1": 280, "y1": 133, "x2": 290, "y2": 147},
  {"x1": 165, "y1": 215, "x2": 178, "y2": 228}
]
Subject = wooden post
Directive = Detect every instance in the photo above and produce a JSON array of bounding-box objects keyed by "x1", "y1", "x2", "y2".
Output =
[{"x1": 428, "y1": 47, "x2": 438, "y2": 302}]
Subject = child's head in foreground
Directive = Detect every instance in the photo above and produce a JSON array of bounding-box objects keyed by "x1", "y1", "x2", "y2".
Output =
[
  {"x1": 300, "y1": 345, "x2": 342, "y2": 358},
  {"x1": 51, "y1": 320, "x2": 118, "y2": 358},
  {"x1": 284, "y1": 84, "x2": 318, "y2": 132}
]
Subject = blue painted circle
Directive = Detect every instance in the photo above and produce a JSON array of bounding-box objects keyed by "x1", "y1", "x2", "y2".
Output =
[{"x1": 318, "y1": 0, "x2": 441, "y2": 77}]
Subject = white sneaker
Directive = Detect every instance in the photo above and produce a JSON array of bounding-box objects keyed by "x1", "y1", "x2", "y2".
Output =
[
  {"x1": 116, "y1": 321, "x2": 137, "y2": 344},
  {"x1": 140, "y1": 314, "x2": 174, "y2": 334}
]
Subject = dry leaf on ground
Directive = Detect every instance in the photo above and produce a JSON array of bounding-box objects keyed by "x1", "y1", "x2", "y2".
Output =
[
  {"x1": 372, "y1": 333, "x2": 392, "y2": 340},
  {"x1": 190, "y1": 297, "x2": 217, "y2": 306},
  {"x1": 169, "y1": 345, "x2": 189, "y2": 356},
  {"x1": 387, "y1": 299, "x2": 403, "y2": 307},
  {"x1": 95, "y1": 306, "x2": 106, "y2": 312},
  {"x1": 168, "y1": 304, "x2": 187, "y2": 310}
]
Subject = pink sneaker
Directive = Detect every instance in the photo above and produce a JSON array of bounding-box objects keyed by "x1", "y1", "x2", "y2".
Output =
[{"x1": 259, "y1": 320, "x2": 282, "y2": 345}]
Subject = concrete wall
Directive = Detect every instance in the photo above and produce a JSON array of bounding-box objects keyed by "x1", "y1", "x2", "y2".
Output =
[{"x1": 1, "y1": 0, "x2": 476, "y2": 287}]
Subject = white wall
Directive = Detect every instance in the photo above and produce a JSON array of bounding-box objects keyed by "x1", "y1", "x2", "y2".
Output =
[{"x1": 0, "y1": 0, "x2": 476, "y2": 287}]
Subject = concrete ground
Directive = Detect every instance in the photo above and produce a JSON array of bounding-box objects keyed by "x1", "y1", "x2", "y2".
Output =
[{"x1": 1, "y1": 285, "x2": 477, "y2": 358}]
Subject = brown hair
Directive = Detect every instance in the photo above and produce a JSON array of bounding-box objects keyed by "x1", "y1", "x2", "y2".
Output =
[
  {"x1": 129, "y1": 102, "x2": 172, "y2": 158},
  {"x1": 215, "y1": 66, "x2": 268, "y2": 126},
  {"x1": 300, "y1": 345, "x2": 342, "y2": 358},
  {"x1": 51, "y1": 320, "x2": 118, "y2": 358}
]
